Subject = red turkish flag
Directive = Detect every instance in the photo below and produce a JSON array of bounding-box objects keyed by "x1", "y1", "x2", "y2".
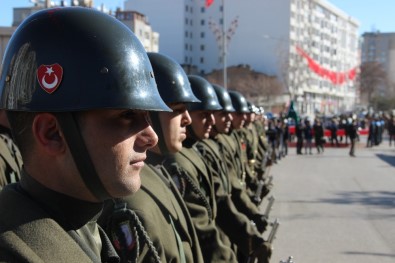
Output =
[{"x1": 206, "y1": 0, "x2": 214, "y2": 7}]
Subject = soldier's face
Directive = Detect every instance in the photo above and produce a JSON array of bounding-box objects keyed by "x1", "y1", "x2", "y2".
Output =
[
  {"x1": 189, "y1": 110, "x2": 215, "y2": 140},
  {"x1": 231, "y1": 112, "x2": 246, "y2": 129},
  {"x1": 159, "y1": 103, "x2": 191, "y2": 153},
  {"x1": 213, "y1": 111, "x2": 233, "y2": 134},
  {"x1": 79, "y1": 109, "x2": 158, "y2": 199}
]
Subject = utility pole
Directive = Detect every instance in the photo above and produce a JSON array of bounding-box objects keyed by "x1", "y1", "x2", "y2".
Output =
[
  {"x1": 208, "y1": 1, "x2": 238, "y2": 89},
  {"x1": 222, "y1": 0, "x2": 227, "y2": 89}
]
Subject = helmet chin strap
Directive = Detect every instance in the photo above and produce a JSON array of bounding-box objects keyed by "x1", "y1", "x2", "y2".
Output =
[{"x1": 55, "y1": 112, "x2": 111, "y2": 201}]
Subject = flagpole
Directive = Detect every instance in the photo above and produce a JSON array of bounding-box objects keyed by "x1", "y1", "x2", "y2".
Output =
[{"x1": 222, "y1": 0, "x2": 227, "y2": 89}]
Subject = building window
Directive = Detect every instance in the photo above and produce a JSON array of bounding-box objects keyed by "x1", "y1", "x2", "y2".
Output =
[
  {"x1": 200, "y1": 57, "x2": 204, "y2": 63},
  {"x1": 201, "y1": 32, "x2": 205, "y2": 38},
  {"x1": 185, "y1": 56, "x2": 188, "y2": 64},
  {"x1": 185, "y1": 31, "x2": 189, "y2": 38},
  {"x1": 185, "y1": 18, "x2": 188, "y2": 25},
  {"x1": 185, "y1": 43, "x2": 188, "y2": 50},
  {"x1": 201, "y1": 19, "x2": 205, "y2": 25},
  {"x1": 201, "y1": 7, "x2": 205, "y2": 13},
  {"x1": 190, "y1": 44, "x2": 193, "y2": 51},
  {"x1": 200, "y1": 44, "x2": 205, "y2": 51},
  {"x1": 185, "y1": 5, "x2": 188, "y2": 12}
]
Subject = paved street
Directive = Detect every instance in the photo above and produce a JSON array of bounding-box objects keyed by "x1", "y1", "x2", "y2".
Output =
[{"x1": 263, "y1": 137, "x2": 395, "y2": 263}]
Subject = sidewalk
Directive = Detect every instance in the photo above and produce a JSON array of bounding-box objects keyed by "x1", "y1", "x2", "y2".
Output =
[{"x1": 263, "y1": 139, "x2": 395, "y2": 263}]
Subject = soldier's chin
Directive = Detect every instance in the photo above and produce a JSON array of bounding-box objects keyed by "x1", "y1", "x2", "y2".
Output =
[{"x1": 112, "y1": 177, "x2": 142, "y2": 198}]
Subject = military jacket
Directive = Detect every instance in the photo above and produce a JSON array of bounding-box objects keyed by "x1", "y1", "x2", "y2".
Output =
[
  {"x1": 197, "y1": 138, "x2": 266, "y2": 257},
  {"x1": 172, "y1": 145, "x2": 237, "y2": 263},
  {"x1": 101, "y1": 158, "x2": 204, "y2": 263},
  {"x1": 0, "y1": 174, "x2": 118, "y2": 263}
]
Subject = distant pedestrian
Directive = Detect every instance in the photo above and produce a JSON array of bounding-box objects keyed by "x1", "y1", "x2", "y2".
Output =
[
  {"x1": 295, "y1": 121, "x2": 304, "y2": 155},
  {"x1": 349, "y1": 119, "x2": 358, "y2": 157},
  {"x1": 281, "y1": 119, "x2": 289, "y2": 156},
  {"x1": 303, "y1": 119, "x2": 313, "y2": 155},
  {"x1": 313, "y1": 118, "x2": 325, "y2": 154},
  {"x1": 367, "y1": 117, "x2": 376, "y2": 147},
  {"x1": 330, "y1": 119, "x2": 339, "y2": 147},
  {"x1": 388, "y1": 116, "x2": 395, "y2": 146}
]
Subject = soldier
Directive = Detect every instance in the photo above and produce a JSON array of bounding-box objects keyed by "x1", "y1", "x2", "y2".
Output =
[
  {"x1": 99, "y1": 53, "x2": 204, "y2": 263},
  {"x1": 0, "y1": 110, "x2": 23, "y2": 190},
  {"x1": 243, "y1": 102, "x2": 272, "y2": 204},
  {"x1": 0, "y1": 7, "x2": 170, "y2": 261},
  {"x1": 166, "y1": 75, "x2": 237, "y2": 262},
  {"x1": 196, "y1": 85, "x2": 272, "y2": 263}
]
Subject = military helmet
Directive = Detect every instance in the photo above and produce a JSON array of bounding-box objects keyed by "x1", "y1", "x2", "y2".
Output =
[
  {"x1": 147, "y1": 52, "x2": 200, "y2": 104},
  {"x1": 247, "y1": 101, "x2": 260, "y2": 114},
  {"x1": 228, "y1": 90, "x2": 249, "y2": 113},
  {"x1": 212, "y1": 84, "x2": 235, "y2": 112},
  {"x1": 0, "y1": 7, "x2": 169, "y2": 112},
  {"x1": 186, "y1": 75, "x2": 222, "y2": 112},
  {"x1": 0, "y1": 7, "x2": 171, "y2": 201}
]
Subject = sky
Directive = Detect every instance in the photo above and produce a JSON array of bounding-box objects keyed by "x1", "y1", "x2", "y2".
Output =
[{"x1": 0, "y1": 0, "x2": 394, "y2": 35}]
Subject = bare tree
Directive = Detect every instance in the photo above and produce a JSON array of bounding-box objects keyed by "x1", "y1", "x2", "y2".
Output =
[{"x1": 358, "y1": 61, "x2": 387, "y2": 105}]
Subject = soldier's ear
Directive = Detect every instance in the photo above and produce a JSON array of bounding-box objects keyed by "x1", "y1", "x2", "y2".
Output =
[{"x1": 31, "y1": 113, "x2": 66, "y2": 155}]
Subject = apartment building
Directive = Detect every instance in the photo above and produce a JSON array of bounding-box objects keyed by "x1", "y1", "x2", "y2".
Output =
[
  {"x1": 361, "y1": 32, "x2": 395, "y2": 96},
  {"x1": 115, "y1": 10, "x2": 159, "y2": 52},
  {"x1": 125, "y1": 0, "x2": 360, "y2": 117}
]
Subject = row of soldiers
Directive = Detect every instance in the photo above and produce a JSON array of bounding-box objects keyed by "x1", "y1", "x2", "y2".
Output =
[
  {"x1": 0, "y1": 52, "x2": 280, "y2": 263},
  {"x1": 0, "y1": 6, "x2": 290, "y2": 263},
  {"x1": 97, "y1": 53, "x2": 279, "y2": 263}
]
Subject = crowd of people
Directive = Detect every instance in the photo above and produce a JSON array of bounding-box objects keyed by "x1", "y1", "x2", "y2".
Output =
[
  {"x1": 0, "y1": 7, "x2": 287, "y2": 263},
  {"x1": 264, "y1": 115, "x2": 364, "y2": 159}
]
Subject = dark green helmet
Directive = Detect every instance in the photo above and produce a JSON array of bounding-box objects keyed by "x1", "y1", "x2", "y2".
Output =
[
  {"x1": 0, "y1": 7, "x2": 171, "y2": 201},
  {"x1": 228, "y1": 90, "x2": 249, "y2": 113},
  {"x1": 212, "y1": 84, "x2": 235, "y2": 112},
  {"x1": 247, "y1": 101, "x2": 259, "y2": 114},
  {"x1": 147, "y1": 52, "x2": 200, "y2": 104},
  {"x1": 0, "y1": 7, "x2": 169, "y2": 112},
  {"x1": 186, "y1": 75, "x2": 222, "y2": 111}
]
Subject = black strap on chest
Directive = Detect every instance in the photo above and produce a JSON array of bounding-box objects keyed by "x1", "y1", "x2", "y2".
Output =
[
  {"x1": 105, "y1": 199, "x2": 161, "y2": 263},
  {"x1": 163, "y1": 157, "x2": 213, "y2": 221}
]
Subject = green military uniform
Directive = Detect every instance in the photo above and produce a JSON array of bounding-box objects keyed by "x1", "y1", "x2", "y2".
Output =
[
  {"x1": 254, "y1": 119, "x2": 271, "y2": 176},
  {"x1": 238, "y1": 126, "x2": 260, "y2": 199},
  {"x1": 243, "y1": 122, "x2": 273, "y2": 204},
  {"x1": 0, "y1": 127, "x2": 23, "y2": 190},
  {"x1": 225, "y1": 130, "x2": 262, "y2": 217},
  {"x1": 171, "y1": 140, "x2": 237, "y2": 263},
  {"x1": 196, "y1": 137, "x2": 270, "y2": 261},
  {"x1": 253, "y1": 121, "x2": 274, "y2": 199},
  {"x1": 101, "y1": 152, "x2": 204, "y2": 263},
  {"x1": 0, "y1": 172, "x2": 118, "y2": 262}
]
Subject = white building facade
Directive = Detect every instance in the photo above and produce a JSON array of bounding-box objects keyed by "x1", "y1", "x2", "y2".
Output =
[
  {"x1": 125, "y1": 0, "x2": 359, "y2": 117},
  {"x1": 115, "y1": 10, "x2": 160, "y2": 52}
]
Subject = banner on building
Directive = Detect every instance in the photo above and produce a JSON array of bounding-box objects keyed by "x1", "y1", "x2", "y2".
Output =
[{"x1": 295, "y1": 45, "x2": 357, "y2": 85}]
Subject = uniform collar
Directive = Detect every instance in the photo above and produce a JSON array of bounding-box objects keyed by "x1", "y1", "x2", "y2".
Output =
[{"x1": 19, "y1": 170, "x2": 103, "y2": 230}]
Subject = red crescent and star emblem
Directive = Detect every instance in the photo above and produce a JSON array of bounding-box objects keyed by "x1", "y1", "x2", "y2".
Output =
[{"x1": 36, "y1": 63, "x2": 63, "y2": 94}]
